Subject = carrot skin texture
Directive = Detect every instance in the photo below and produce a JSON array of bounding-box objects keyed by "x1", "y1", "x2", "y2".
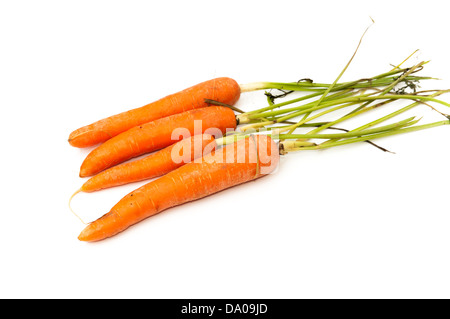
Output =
[
  {"x1": 78, "y1": 135, "x2": 280, "y2": 242},
  {"x1": 68, "y1": 77, "x2": 240, "y2": 148},
  {"x1": 81, "y1": 134, "x2": 217, "y2": 192},
  {"x1": 79, "y1": 106, "x2": 236, "y2": 177}
]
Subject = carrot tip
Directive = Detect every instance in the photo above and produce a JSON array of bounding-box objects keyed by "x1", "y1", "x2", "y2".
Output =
[
  {"x1": 78, "y1": 232, "x2": 88, "y2": 242},
  {"x1": 79, "y1": 169, "x2": 88, "y2": 178},
  {"x1": 78, "y1": 224, "x2": 97, "y2": 242}
]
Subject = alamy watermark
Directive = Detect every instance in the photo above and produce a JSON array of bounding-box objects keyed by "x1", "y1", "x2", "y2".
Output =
[{"x1": 170, "y1": 120, "x2": 279, "y2": 175}]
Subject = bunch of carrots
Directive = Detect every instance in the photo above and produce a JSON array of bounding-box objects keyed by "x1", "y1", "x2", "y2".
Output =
[{"x1": 69, "y1": 32, "x2": 450, "y2": 242}]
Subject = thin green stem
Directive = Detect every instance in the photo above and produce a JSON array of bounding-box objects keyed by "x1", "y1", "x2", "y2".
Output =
[
  {"x1": 246, "y1": 89, "x2": 356, "y2": 120},
  {"x1": 273, "y1": 101, "x2": 360, "y2": 132},
  {"x1": 303, "y1": 99, "x2": 396, "y2": 135},
  {"x1": 238, "y1": 74, "x2": 432, "y2": 120},
  {"x1": 277, "y1": 117, "x2": 417, "y2": 140},
  {"x1": 317, "y1": 90, "x2": 449, "y2": 148},
  {"x1": 273, "y1": 94, "x2": 379, "y2": 125},
  {"x1": 243, "y1": 61, "x2": 431, "y2": 134},
  {"x1": 272, "y1": 92, "x2": 450, "y2": 125},
  {"x1": 285, "y1": 120, "x2": 449, "y2": 151},
  {"x1": 302, "y1": 63, "x2": 441, "y2": 147}
]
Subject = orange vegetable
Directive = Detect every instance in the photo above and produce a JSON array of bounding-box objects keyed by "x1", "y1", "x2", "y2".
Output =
[
  {"x1": 68, "y1": 77, "x2": 240, "y2": 148},
  {"x1": 79, "y1": 134, "x2": 216, "y2": 192},
  {"x1": 78, "y1": 135, "x2": 280, "y2": 242},
  {"x1": 79, "y1": 106, "x2": 237, "y2": 177}
]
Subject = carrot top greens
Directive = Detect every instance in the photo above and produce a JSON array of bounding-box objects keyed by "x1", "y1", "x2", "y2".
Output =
[
  {"x1": 217, "y1": 23, "x2": 450, "y2": 155},
  {"x1": 219, "y1": 58, "x2": 450, "y2": 155}
]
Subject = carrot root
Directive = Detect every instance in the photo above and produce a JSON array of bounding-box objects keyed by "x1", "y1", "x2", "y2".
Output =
[{"x1": 69, "y1": 188, "x2": 88, "y2": 225}]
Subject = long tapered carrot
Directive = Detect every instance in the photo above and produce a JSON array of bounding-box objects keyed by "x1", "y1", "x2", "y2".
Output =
[
  {"x1": 68, "y1": 77, "x2": 241, "y2": 148},
  {"x1": 79, "y1": 134, "x2": 217, "y2": 192},
  {"x1": 79, "y1": 106, "x2": 237, "y2": 177},
  {"x1": 78, "y1": 135, "x2": 279, "y2": 242}
]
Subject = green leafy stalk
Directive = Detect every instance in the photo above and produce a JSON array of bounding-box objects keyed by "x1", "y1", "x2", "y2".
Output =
[
  {"x1": 237, "y1": 73, "x2": 433, "y2": 121},
  {"x1": 251, "y1": 91, "x2": 450, "y2": 127},
  {"x1": 277, "y1": 116, "x2": 418, "y2": 140},
  {"x1": 281, "y1": 120, "x2": 449, "y2": 152}
]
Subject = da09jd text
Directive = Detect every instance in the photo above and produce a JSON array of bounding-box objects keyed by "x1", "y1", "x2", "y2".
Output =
[{"x1": 225, "y1": 303, "x2": 267, "y2": 315}]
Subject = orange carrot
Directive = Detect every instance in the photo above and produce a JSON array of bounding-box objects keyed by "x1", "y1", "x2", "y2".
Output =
[
  {"x1": 78, "y1": 135, "x2": 279, "y2": 242},
  {"x1": 80, "y1": 134, "x2": 216, "y2": 192},
  {"x1": 68, "y1": 77, "x2": 240, "y2": 148},
  {"x1": 79, "y1": 106, "x2": 236, "y2": 177}
]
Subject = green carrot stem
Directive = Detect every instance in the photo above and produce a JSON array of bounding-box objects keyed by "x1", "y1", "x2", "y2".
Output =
[
  {"x1": 240, "y1": 59, "x2": 430, "y2": 126},
  {"x1": 305, "y1": 99, "x2": 395, "y2": 136},
  {"x1": 283, "y1": 120, "x2": 449, "y2": 152},
  {"x1": 276, "y1": 117, "x2": 417, "y2": 140},
  {"x1": 268, "y1": 92, "x2": 450, "y2": 125},
  {"x1": 302, "y1": 62, "x2": 436, "y2": 140},
  {"x1": 239, "y1": 64, "x2": 430, "y2": 92},
  {"x1": 284, "y1": 24, "x2": 375, "y2": 136},
  {"x1": 250, "y1": 61, "x2": 430, "y2": 134},
  {"x1": 378, "y1": 61, "x2": 427, "y2": 96},
  {"x1": 238, "y1": 100, "x2": 366, "y2": 133},
  {"x1": 332, "y1": 61, "x2": 427, "y2": 122},
  {"x1": 340, "y1": 93, "x2": 444, "y2": 135},
  {"x1": 238, "y1": 89, "x2": 354, "y2": 123},
  {"x1": 241, "y1": 89, "x2": 450, "y2": 133},
  {"x1": 274, "y1": 98, "x2": 372, "y2": 125},
  {"x1": 316, "y1": 90, "x2": 449, "y2": 148},
  {"x1": 246, "y1": 89, "x2": 357, "y2": 121},
  {"x1": 239, "y1": 74, "x2": 431, "y2": 119}
]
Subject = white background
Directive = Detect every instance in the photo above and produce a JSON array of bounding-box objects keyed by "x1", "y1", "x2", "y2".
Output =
[{"x1": 1, "y1": 0, "x2": 449, "y2": 299}]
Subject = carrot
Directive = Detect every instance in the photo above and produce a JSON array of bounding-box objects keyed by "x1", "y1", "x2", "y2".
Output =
[
  {"x1": 79, "y1": 134, "x2": 216, "y2": 193},
  {"x1": 78, "y1": 135, "x2": 279, "y2": 242},
  {"x1": 79, "y1": 106, "x2": 237, "y2": 177},
  {"x1": 68, "y1": 77, "x2": 240, "y2": 148}
]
